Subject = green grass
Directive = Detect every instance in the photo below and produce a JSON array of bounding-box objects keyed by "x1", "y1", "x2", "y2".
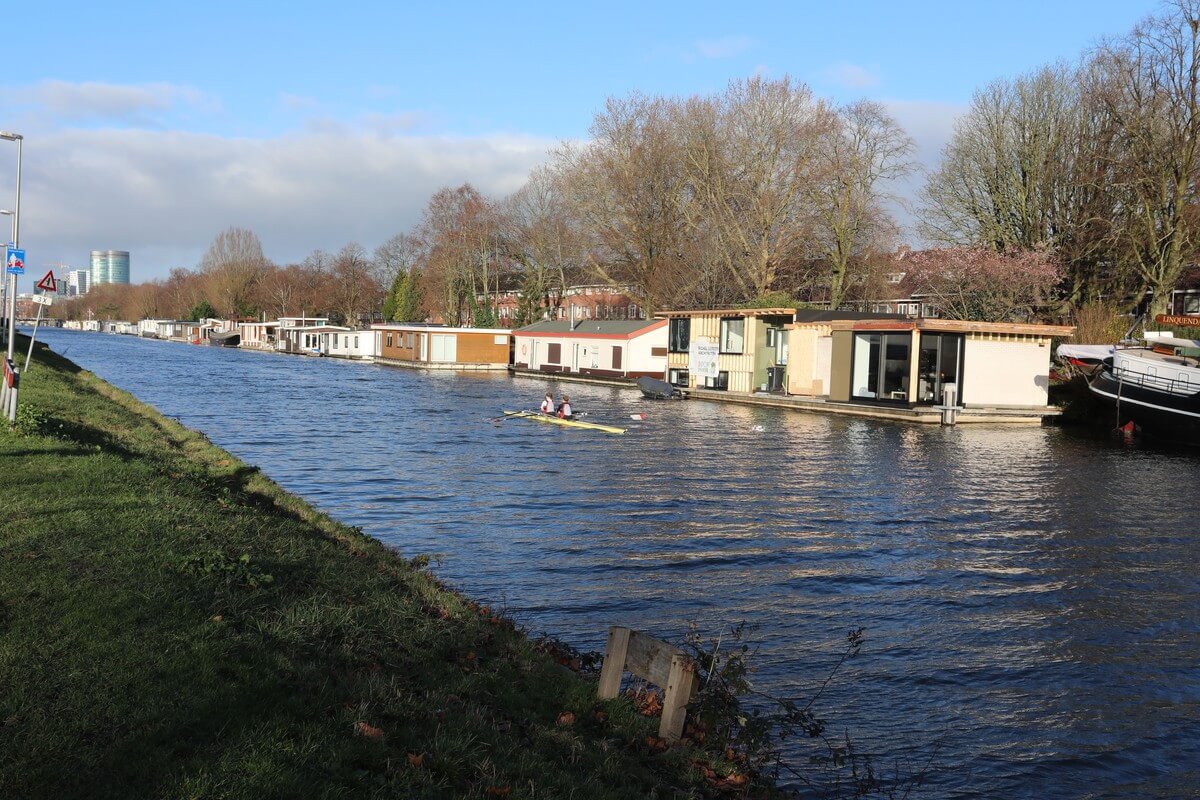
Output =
[{"x1": 0, "y1": 338, "x2": 732, "y2": 799}]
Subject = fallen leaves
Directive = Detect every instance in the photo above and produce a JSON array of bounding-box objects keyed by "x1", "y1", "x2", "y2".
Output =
[
  {"x1": 485, "y1": 787, "x2": 511, "y2": 797},
  {"x1": 555, "y1": 711, "x2": 576, "y2": 727},
  {"x1": 406, "y1": 751, "x2": 425, "y2": 768},
  {"x1": 352, "y1": 721, "x2": 383, "y2": 741}
]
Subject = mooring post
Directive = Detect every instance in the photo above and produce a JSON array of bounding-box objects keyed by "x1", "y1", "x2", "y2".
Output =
[{"x1": 941, "y1": 383, "x2": 959, "y2": 425}]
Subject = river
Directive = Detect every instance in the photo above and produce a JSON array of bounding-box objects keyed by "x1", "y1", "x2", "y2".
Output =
[{"x1": 34, "y1": 328, "x2": 1200, "y2": 799}]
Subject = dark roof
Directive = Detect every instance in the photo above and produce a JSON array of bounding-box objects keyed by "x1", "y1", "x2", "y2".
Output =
[
  {"x1": 515, "y1": 318, "x2": 662, "y2": 335},
  {"x1": 793, "y1": 309, "x2": 909, "y2": 323}
]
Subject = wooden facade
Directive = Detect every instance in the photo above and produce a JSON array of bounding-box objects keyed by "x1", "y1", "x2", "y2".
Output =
[
  {"x1": 374, "y1": 325, "x2": 512, "y2": 370},
  {"x1": 658, "y1": 309, "x2": 794, "y2": 394}
]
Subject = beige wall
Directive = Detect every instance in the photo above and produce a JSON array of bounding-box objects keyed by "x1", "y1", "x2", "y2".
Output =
[
  {"x1": 962, "y1": 335, "x2": 1052, "y2": 407},
  {"x1": 786, "y1": 325, "x2": 833, "y2": 396},
  {"x1": 829, "y1": 332, "x2": 852, "y2": 402}
]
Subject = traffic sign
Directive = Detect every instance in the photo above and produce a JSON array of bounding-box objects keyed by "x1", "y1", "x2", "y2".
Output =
[
  {"x1": 32, "y1": 294, "x2": 53, "y2": 306},
  {"x1": 36, "y1": 270, "x2": 56, "y2": 293},
  {"x1": 5, "y1": 247, "x2": 25, "y2": 275}
]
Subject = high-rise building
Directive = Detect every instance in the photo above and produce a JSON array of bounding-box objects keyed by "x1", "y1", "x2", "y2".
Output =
[
  {"x1": 69, "y1": 269, "x2": 89, "y2": 296},
  {"x1": 90, "y1": 250, "x2": 130, "y2": 287}
]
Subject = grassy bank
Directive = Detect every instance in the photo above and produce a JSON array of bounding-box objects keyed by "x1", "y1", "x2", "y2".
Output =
[{"x1": 0, "y1": 339, "x2": 737, "y2": 799}]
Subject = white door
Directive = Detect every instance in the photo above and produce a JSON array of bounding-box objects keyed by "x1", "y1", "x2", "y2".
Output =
[{"x1": 431, "y1": 334, "x2": 457, "y2": 363}]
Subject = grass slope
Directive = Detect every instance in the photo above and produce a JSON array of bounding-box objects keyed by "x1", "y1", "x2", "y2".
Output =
[{"x1": 0, "y1": 339, "x2": 721, "y2": 799}]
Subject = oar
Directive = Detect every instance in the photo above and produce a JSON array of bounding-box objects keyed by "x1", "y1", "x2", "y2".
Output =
[{"x1": 484, "y1": 410, "x2": 534, "y2": 424}]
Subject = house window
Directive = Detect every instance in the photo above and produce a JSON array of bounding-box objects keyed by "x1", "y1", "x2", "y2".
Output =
[
  {"x1": 547, "y1": 342, "x2": 562, "y2": 364},
  {"x1": 669, "y1": 368, "x2": 689, "y2": 387},
  {"x1": 612, "y1": 346, "x2": 623, "y2": 371},
  {"x1": 1186, "y1": 294, "x2": 1200, "y2": 314},
  {"x1": 720, "y1": 318, "x2": 745, "y2": 354},
  {"x1": 668, "y1": 318, "x2": 691, "y2": 353},
  {"x1": 702, "y1": 371, "x2": 730, "y2": 390},
  {"x1": 354, "y1": 336, "x2": 360, "y2": 348},
  {"x1": 407, "y1": 333, "x2": 414, "y2": 348},
  {"x1": 333, "y1": 334, "x2": 339, "y2": 348},
  {"x1": 387, "y1": 333, "x2": 394, "y2": 348}
]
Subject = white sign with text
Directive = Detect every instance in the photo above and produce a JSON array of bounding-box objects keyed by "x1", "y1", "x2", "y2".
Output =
[{"x1": 689, "y1": 341, "x2": 720, "y2": 379}]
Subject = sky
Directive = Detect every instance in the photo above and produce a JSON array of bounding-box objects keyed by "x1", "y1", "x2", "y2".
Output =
[{"x1": 0, "y1": 0, "x2": 1165, "y2": 290}]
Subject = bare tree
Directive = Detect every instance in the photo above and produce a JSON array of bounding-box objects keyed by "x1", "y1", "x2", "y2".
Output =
[
  {"x1": 679, "y1": 77, "x2": 837, "y2": 304},
  {"x1": 809, "y1": 99, "x2": 914, "y2": 307},
  {"x1": 328, "y1": 242, "x2": 380, "y2": 326},
  {"x1": 504, "y1": 165, "x2": 585, "y2": 323},
  {"x1": 199, "y1": 227, "x2": 269, "y2": 318},
  {"x1": 1095, "y1": 0, "x2": 1200, "y2": 314},
  {"x1": 556, "y1": 94, "x2": 691, "y2": 315}
]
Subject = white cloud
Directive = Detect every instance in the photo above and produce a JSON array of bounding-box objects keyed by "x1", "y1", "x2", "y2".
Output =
[
  {"x1": 823, "y1": 61, "x2": 882, "y2": 90},
  {"x1": 12, "y1": 128, "x2": 557, "y2": 281},
  {"x1": 278, "y1": 92, "x2": 321, "y2": 112},
  {"x1": 694, "y1": 35, "x2": 754, "y2": 59},
  {"x1": 879, "y1": 99, "x2": 968, "y2": 242},
  {"x1": 10, "y1": 80, "x2": 216, "y2": 125}
]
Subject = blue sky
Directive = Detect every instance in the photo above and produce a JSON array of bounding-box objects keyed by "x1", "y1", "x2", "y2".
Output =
[{"x1": 0, "y1": 0, "x2": 1163, "y2": 287}]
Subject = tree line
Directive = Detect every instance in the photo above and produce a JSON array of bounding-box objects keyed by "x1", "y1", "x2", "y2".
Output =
[{"x1": 59, "y1": 2, "x2": 1200, "y2": 327}]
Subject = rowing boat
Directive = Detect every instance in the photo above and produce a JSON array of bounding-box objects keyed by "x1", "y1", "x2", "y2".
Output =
[{"x1": 502, "y1": 411, "x2": 626, "y2": 435}]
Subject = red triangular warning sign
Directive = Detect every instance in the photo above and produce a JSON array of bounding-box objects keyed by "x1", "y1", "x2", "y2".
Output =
[{"x1": 36, "y1": 270, "x2": 56, "y2": 293}]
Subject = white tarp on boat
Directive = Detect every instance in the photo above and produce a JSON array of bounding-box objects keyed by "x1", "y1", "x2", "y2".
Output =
[{"x1": 1056, "y1": 344, "x2": 1114, "y2": 362}]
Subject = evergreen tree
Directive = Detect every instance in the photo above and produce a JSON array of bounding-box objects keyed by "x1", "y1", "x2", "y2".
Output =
[
  {"x1": 188, "y1": 300, "x2": 217, "y2": 321},
  {"x1": 387, "y1": 268, "x2": 424, "y2": 322}
]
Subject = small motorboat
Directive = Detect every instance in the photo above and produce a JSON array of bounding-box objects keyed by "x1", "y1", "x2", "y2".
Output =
[
  {"x1": 208, "y1": 330, "x2": 241, "y2": 348},
  {"x1": 636, "y1": 376, "x2": 683, "y2": 400}
]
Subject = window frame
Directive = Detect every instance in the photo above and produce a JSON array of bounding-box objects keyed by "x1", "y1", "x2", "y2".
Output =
[{"x1": 719, "y1": 317, "x2": 745, "y2": 355}]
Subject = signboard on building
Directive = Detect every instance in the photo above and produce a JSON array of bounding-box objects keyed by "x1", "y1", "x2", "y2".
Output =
[
  {"x1": 689, "y1": 341, "x2": 720, "y2": 379},
  {"x1": 1155, "y1": 314, "x2": 1200, "y2": 328}
]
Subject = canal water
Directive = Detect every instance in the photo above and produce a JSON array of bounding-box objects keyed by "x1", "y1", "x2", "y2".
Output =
[{"x1": 36, "y1": 329, "x2": 1200, "y2": 799}]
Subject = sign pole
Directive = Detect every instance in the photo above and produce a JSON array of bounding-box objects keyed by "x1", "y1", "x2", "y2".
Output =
[{"x1": 24, "y1": 302, "x2": 43, "y2": 373}]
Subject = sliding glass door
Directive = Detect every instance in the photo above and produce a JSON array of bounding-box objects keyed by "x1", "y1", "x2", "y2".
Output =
[
  {"x1": 852, "y1": 333, "x2": 911, "y2": 401},
  {"x1": 915, "y1": 334, "x2": 963, "y2": 404}
]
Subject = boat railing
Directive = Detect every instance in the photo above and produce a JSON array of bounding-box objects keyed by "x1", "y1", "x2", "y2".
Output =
[{"x1": 1112, "y1": 362, "x2": 1199, "y2": 396}]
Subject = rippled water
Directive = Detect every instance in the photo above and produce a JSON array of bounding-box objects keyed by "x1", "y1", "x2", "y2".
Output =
[{"x1": 37, "y1": 329, "x2": 1200, "y2": 799}]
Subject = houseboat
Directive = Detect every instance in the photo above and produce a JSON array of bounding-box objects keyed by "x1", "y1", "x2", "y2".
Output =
[
  {"x1": 373, "y1": 324, "x2": 511, "y2": 370},
  {"x1": 1088, "y1": 323, "x2": 1200, "y2": 445},
  {"x1": 512, "y1": 318, "x2": 667, "y2": 380}
]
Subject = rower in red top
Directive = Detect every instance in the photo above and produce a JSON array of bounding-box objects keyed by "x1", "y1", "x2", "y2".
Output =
[{"x1": 557, "y1": 394, "x2": 574, "y2": 419}]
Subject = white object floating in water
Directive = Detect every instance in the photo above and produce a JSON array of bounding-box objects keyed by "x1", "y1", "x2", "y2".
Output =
[
  {"x1": 630, "y1": 413, "x2": 646, "y2": 421},
  {"x1": 751, "y1": 425, "x2": 765, "y2": 432}
]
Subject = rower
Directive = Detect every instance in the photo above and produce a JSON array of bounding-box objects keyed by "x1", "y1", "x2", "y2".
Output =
[
  {"x1": 557, "y1": 394, "x2": 574, "y2": 419},
  {"x1": 540, "y1": 392, "x2": 554, "y2": 415}
]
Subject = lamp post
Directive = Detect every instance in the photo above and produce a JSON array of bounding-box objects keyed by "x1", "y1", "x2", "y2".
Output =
[
  {"x1": 1, "y1": 131, "x2": 23, "y2": 361},
  {"x1": 0, "y1": 209, "x2": 12, "y2": 346}
]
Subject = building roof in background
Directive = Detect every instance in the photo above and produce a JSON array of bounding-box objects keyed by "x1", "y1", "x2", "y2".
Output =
[{"x1": 514, "y1": 319, "x2": 664, "y2": 336}]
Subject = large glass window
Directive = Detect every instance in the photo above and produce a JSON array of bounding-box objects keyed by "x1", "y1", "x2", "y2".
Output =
[
  {"x1": 916, "y1": 333, "x2": 963, "y2": 404},
  {"x1": 668, "y1": 317, "x2": 691, "y2": 352},
  {"x1": 852, "y1": 333, "x2": 911, "y2": 401},
  {"x1": 720, "y1": 318, "x2": 745, "y2": 354}
]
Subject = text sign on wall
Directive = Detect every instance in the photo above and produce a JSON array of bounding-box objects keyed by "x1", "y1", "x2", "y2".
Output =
[{"x1": 689, "y1": 341, "x2": 720, "y2": 379}]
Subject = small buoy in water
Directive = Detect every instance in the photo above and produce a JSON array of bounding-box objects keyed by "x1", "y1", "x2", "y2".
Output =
[
  {"x1": 1118, "y1": 420, "x2": 1137, "y2": 436},
  {"x1": 751, "y1": 425, "x2": 765, "y2": 432}
]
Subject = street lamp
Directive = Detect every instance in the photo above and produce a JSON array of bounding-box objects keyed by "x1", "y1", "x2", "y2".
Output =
[
  {"x1": 0, "y1": 209, "x2": 12, "y2": 348},
  {"x1": 1, "y1": 131, "x2": 22, "y2": 361}
]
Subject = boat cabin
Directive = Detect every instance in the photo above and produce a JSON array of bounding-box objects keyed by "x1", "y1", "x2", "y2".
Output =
[
  {"x1": 512, "y1": 318, "x2": 667, "y2": 379},
  {"x1": 789, "y1": 316, "x2": 1075, "y2": 408},
  {"x1": 373, "y1": 324, "x2": 512, "y2": 370}
]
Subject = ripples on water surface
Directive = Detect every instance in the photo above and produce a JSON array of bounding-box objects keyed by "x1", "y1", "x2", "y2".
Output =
[{"x1": 39, "y1": 329, "x2": 1200, "y2": 799}]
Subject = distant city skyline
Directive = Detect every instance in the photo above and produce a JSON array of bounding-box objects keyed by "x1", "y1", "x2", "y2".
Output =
[{"x1": 0, "y1": 0, "x2": 1164, "y2": 290}]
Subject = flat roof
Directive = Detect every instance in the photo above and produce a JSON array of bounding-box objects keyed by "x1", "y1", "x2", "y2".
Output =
[
  {"x1": 795, "y1": 318, "x2": 1075, "y2": 336},
  {"x1": 373, "y1": 325, "x2": 512, "y2": 334},
  {"x1": 514, "y1": 318, "x2": 664, "y2": 336},
  {"x1": 656, "y1": 308, "x2": 796, "y2": 318}
]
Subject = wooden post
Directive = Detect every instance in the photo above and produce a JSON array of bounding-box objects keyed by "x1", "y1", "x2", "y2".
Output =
[
  {"x1": 596, "y1": 626, "x2": 699, "y2": 742},
  {"x1": 660, "y1": 653, "x2": 699, "y2": 741},
  {"x1": 597, "y1": 626, "x2": 631, "y2": 700}
]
